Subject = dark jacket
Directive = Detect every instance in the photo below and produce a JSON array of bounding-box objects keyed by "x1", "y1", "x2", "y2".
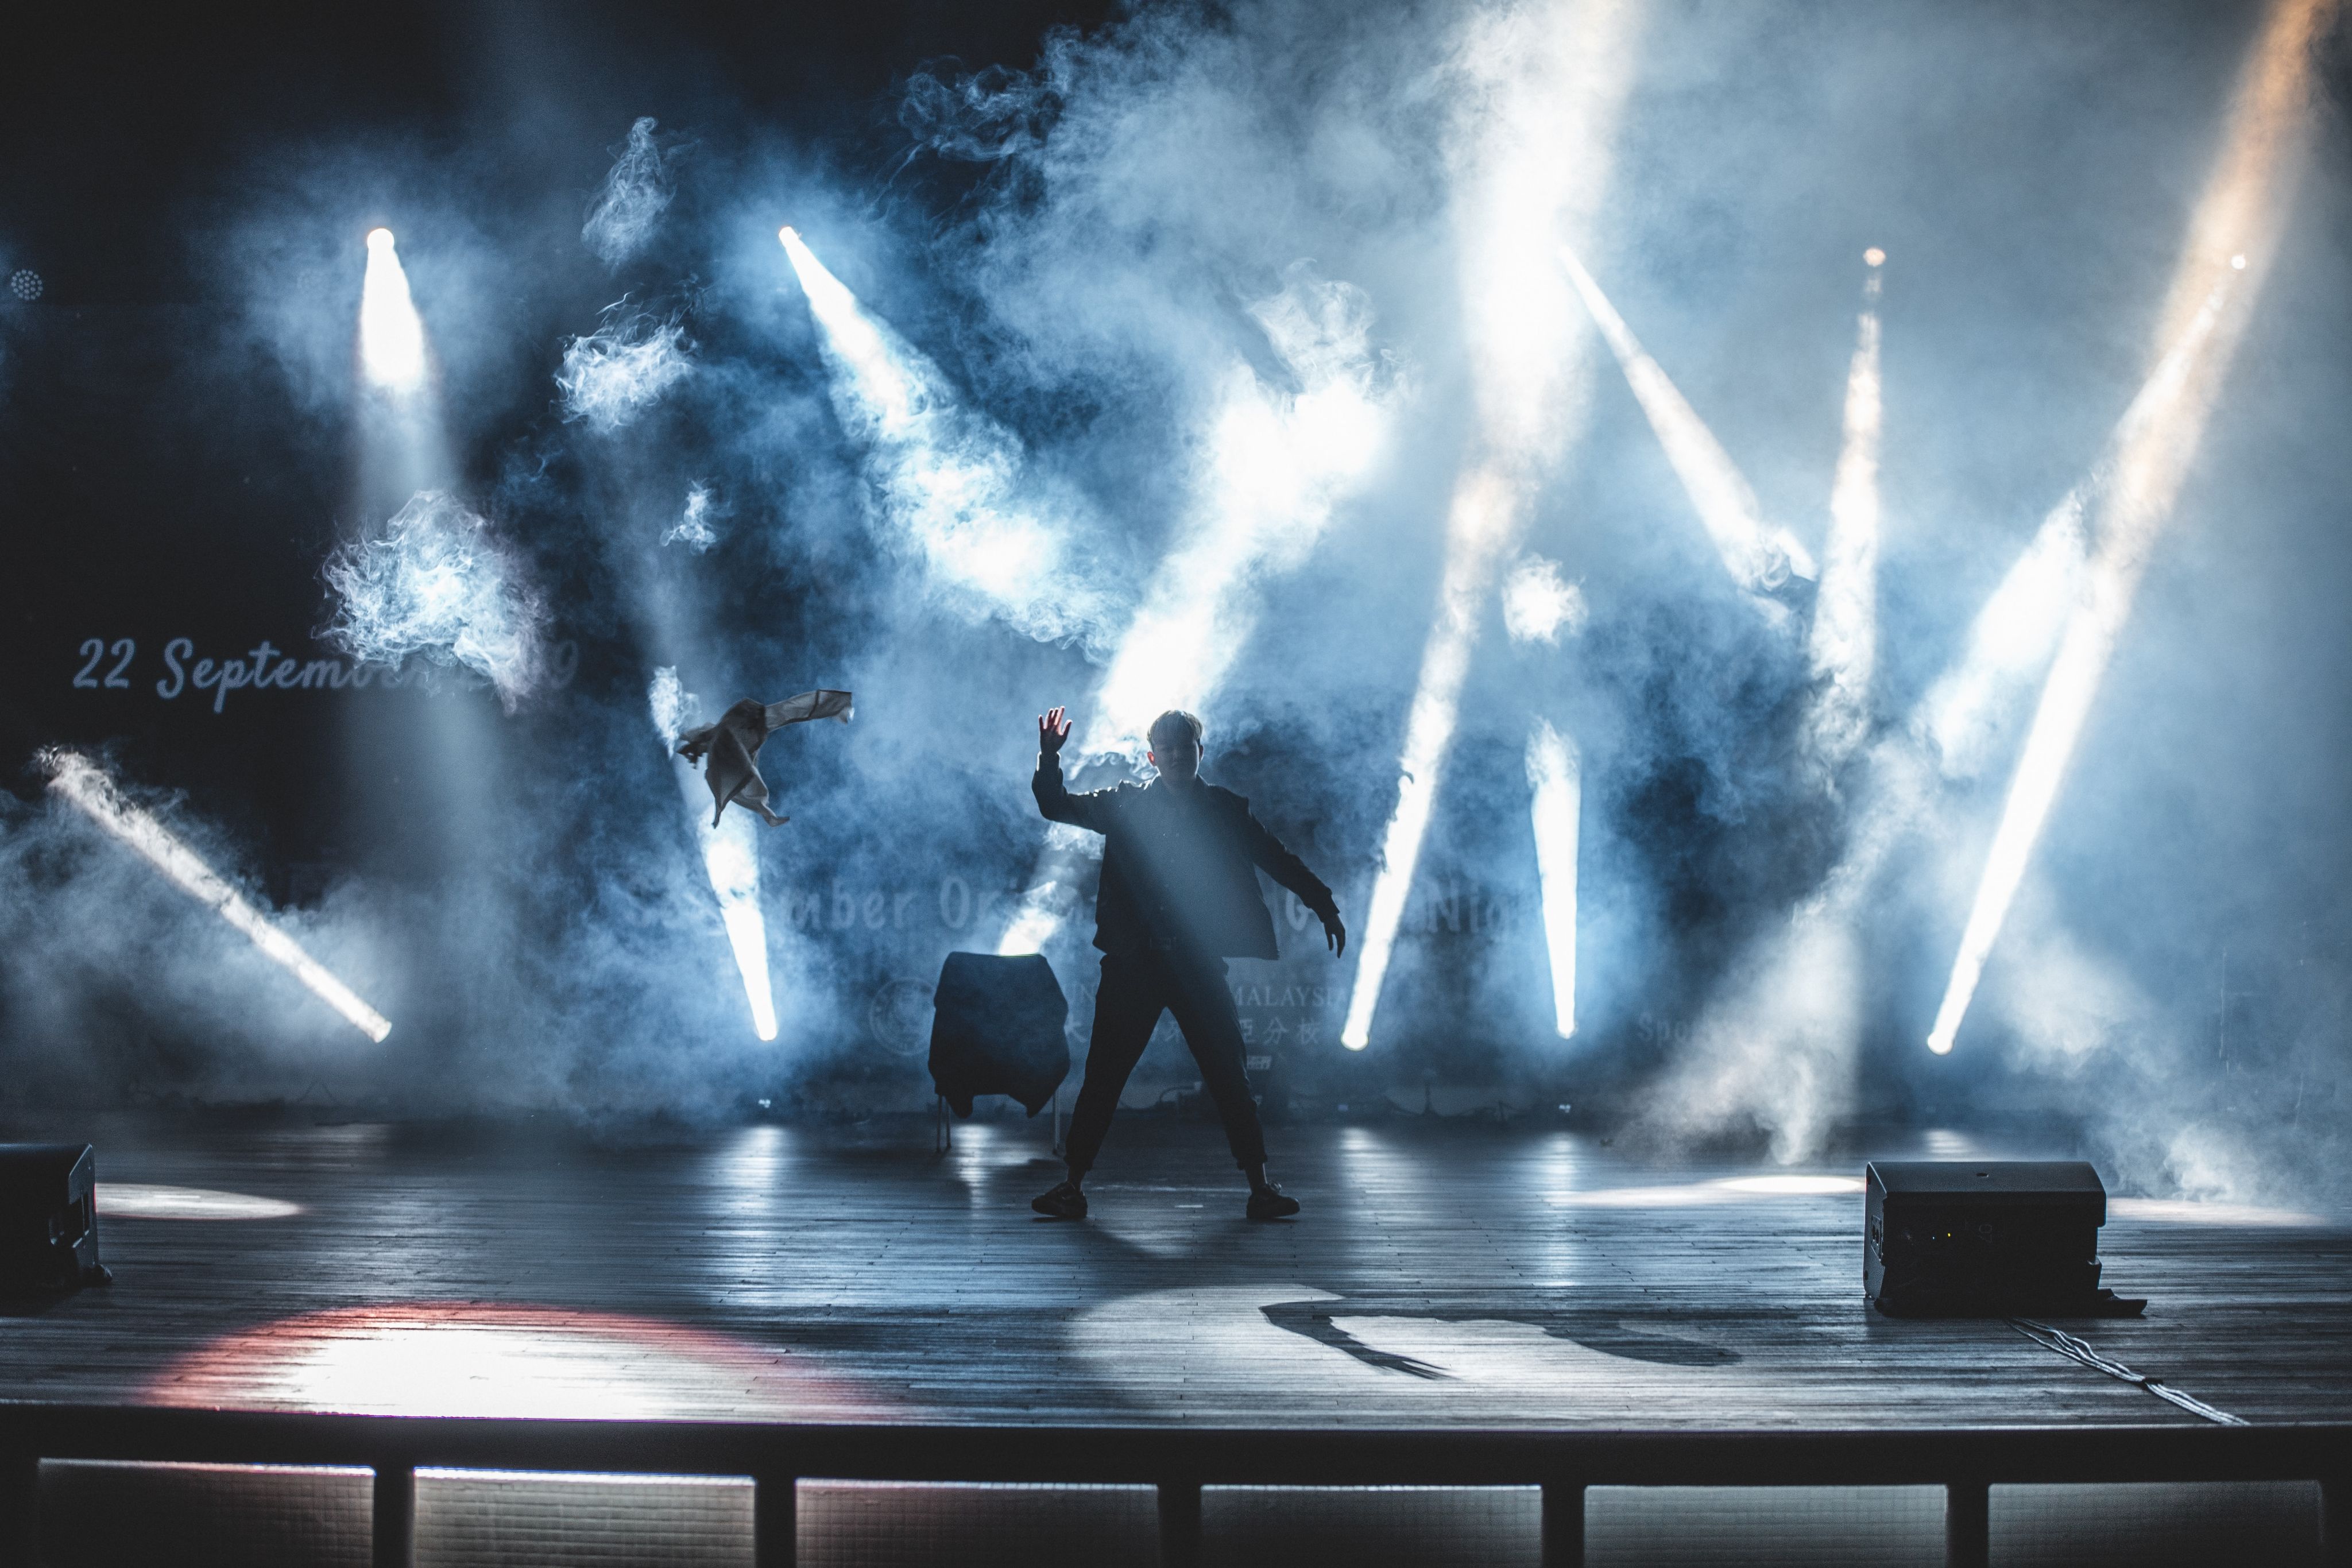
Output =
[{"x1": 1034, "y1": 754, "x2": 1337, "y2": 959}]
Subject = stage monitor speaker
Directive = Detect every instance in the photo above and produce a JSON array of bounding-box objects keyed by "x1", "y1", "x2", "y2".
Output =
[
  {"x1": 1866, "y1": 1160, "x2": 2139, "y2": 1317},
  {"x1": 0, "y1": 1143, "x2": 108, "y2": 1292},
  {"x1": 929, "y1": 953, "x2": 1070, "y2": 1118}
]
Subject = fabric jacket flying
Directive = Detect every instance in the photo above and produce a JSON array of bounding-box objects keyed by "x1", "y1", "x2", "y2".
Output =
[{"x1": 1033, "y1": 755, "x2": 1337, "y2": 959}]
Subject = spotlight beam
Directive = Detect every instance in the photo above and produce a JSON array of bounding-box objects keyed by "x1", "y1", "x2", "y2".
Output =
[
  {"x1": 1093, "y1": 297, "x2": 1391, "y2": 752},
  {"x1": 1927, "y1": 0, "x2": 2335, "y2": 1054},
  {"x1": 676, "y1": 764, "x2": 780, "y2": 1043},
  {"x1": 997, "y1": 282, "x2": 1394, "y2": 958},
  {"x1": 1341, "y1": 0, "x2": 1646, "y2": 1050},
  {"x1": 1343, "y1": 469, "x2": 1519, "y2": 1050},
  {"x1": 650, "y1": 673, "x2": 779, "y2": 1041},
  {"x1": 359, "y1": 229, "x2": 427, "y2": 394},
  {"x1": 1805, "y1": 255, "x2": 1885, "y2": 769},
  {"x1": 41, "y1": 751, "x2": 392, "y2": 1043},
  {"x1": 1526, "y1": 718, "x2": 1582, "y2": 1038},
  {"x1": 779, "y1": 227, "x2": 1107, "y2": 648},
  {"x1": 1650, "y1": 237, "x2": 2283, "y2": 1150},
  {"x1": 1561, "y1": 244, "x2": 1816, "y2": 602}
]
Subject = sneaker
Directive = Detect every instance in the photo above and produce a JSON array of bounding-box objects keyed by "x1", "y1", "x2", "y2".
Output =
[
  {"x1": 1246, "y1": 1185, "x2": 1301, "y2": 1221},
  {"x1": 1031, "y1": 1180, "x2": 1088, "y2": 1219}
]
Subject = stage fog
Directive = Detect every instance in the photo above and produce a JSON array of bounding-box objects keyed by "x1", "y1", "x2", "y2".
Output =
[{"x1": 4, "y1": 0, "x2": 2348, "y2": 1210}]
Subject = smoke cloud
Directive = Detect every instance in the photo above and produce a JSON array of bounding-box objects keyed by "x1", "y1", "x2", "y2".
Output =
[
  {"x1": 557, "y1": 309, "x2": 695, "y2": 433},
  {"x1": 322, "y1": 490, "x2": 548, "y2": 710},
  {"x1": 663, "y1": 483, "x2": 721, "y2": 553},
  {"x1": 1502, "y1": 555, "x2": 1588, "y2": 647},
  {"x1": 6, "y1": 0, "x2": 2346, "y2": 1211},
  {"x1": 583, "y1": 116, "x2": 674, "y2": 269}
]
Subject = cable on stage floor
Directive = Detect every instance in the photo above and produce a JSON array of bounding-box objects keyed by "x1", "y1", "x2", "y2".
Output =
[{"x1": 2007, "y1": 1318, "x2": 2246, "y2": 1426}]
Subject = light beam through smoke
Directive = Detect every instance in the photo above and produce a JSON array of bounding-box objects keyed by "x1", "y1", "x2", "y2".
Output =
[
  {"x1": 1922, "y1": 225, "x2": 2270, "y2": 779},
  {"x1": 1927, "y1": 0, "x2": 2334, "y2": 1055},
  {"x1": 1525, "y1": 718, "x2": 1582, "y2": 1037},
  {"x1": 779, "y1": 226, "x2": 1115, "y2": 650},
  {"x1": 358, "y1": 228, "x2": 427, "y2": 394},
  {"x1": 1919, "y1": 490, "x2": 2090, "y2": 780},
  {"x1": 1342, "y1": 0, "x2": 1646, "y2": 1050},
  {"x1": 41, "y1": 751, "x2": 392, "y2": 1043},
  {"x1": 651, "y1": 669, "x2": 779, "y2": 1042},
  {"x1": 1092, "y1": 267, "x2": 1394, "y2": 750},
  {"x1": 1560, "y1": 242, "x2": 1817, "y2": 604},
  {"x1": 1804, "y1": 252, "x2": 1884, "y2": 770},
  {"x1": 994, "y1": 267, "x2": 1397, "y2": 958},
  {"x1": 1647, "y1": 230, "x2": 2300, "y2": 1156}
]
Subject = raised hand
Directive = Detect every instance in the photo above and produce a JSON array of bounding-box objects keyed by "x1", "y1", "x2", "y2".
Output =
[
  {"x1": 1038, "y1": 706, "x2": 1073, "y2": 757},
  {"x1": 1321, "y1": 907, "x2": 1348, "y2": 959}
]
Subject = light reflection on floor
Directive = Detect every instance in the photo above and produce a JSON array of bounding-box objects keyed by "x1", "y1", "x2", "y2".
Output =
[
  {"x1": 148, "y1": 1303, "x2": 883, "y2": 1420},
  {"x1": 2109, "y1": 1197, "x2": 2326, "y2": 1227},
  {"x1": 1549, "y1": 1175, "x2": 1864, "y2": 1207},
  {"x1": 98, "y1": 1183, "x2": 303, "y2": 1221},
  {"x1": 943, "y1": 1120, "x2": 1059, "y2": 1206},
  {"x1": 707, "y1": 1123, "x2": 792, "y2": 1226}
]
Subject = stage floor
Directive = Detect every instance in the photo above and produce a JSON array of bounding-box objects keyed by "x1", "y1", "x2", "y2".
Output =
[{"x1": 5, "y1": 1112, "x2": 2348, "y2": 1430}]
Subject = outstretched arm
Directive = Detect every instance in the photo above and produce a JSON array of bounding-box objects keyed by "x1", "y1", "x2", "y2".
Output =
[
  {"x1": 1031, "y1": 705, "x2": 1115, "y2": 834},
  {"x1": 1241, "y1": 811, "x2": 1347, "y2": 957},
  {"x1": 764, "y1": 690, "x2": 853, "y2": 729}
]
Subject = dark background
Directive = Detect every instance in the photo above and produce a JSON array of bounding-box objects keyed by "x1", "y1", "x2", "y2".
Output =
[{"x1": 0, "y1": 0, "x2": 1113, "y2": 870}]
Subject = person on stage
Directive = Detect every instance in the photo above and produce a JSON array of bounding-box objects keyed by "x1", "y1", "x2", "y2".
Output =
[{"x1": 1028, "y1": 705, "x2": 1347, "y2": 1221}]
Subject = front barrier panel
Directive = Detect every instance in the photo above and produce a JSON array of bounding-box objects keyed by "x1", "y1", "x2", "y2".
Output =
[{"x1": 0, "y1": 1408, "x2": 2343, "y2": 1567}]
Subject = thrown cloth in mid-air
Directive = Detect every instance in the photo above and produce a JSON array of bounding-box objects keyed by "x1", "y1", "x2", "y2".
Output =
[{"x1": 676, "y1": 690, "x2": 853, "y2": 826}]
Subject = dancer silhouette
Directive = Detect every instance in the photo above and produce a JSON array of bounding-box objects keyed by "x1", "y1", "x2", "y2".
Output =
[{"x1": 1028, "y1": 706, "x2": 1345, "y2": 1221}]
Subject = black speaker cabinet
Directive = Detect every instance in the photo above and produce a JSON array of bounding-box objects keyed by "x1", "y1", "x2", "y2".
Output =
[
  {"x1": 929, "y1": 953, "x2": 1070, "y2": 1117},
  {"x1": 0, "y1": 1143, "x2": 108, "y2": 1292},
  {"x1": 1866, "y1": 1160, "x2": 2128, "y2": 1317}
]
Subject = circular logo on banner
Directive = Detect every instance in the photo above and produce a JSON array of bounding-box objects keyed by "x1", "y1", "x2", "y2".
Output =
[{"x1": 868, "y1": 977, "x2": 934, "y2": 1056}]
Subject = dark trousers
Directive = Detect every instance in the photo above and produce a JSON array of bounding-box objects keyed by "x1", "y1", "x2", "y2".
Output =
[{"x1": 1065, "y1": 950, "x2": 1266, "y2": 1177}]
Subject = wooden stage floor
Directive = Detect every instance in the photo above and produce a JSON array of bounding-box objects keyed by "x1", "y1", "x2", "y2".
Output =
[{"x1": 5, "y1": 1112, "x2": 2348, "y2": 1431}]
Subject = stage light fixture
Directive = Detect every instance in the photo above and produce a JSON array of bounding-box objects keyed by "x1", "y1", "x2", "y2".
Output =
[
  {"x1": 40, "y1": 750, "x2": 393, "y2": 1043},
  {"x1": 359, "y1": 227, "x2": 427, "y2": 393},
  {"x1": 1927, "y1": 0, "x2": 2331, "y2": 1054},
  {"x1": 1863, "y1": 247, "x2": 1886, "y2": 268},
  {"x1": 7, "y1": 269, "x2": 40, "y2": 301}
]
